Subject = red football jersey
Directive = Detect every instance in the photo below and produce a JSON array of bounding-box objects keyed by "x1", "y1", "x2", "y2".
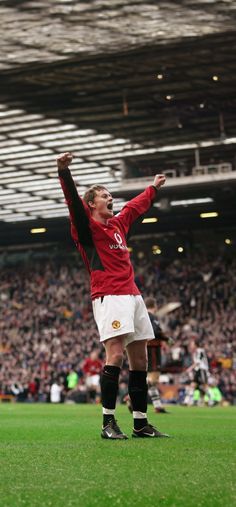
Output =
[
  {"x1": 83, "y1": 358, "x2": 103, "y2": 376},
  {"x1": 59, "y1": 168, "x2": 157, "y2": 299}
]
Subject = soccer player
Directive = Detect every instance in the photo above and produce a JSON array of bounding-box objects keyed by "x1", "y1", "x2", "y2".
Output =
[
  {"x1": 126, "y1": 297, "x2": 174, "y2": 413},
  {"x1": 82, "y1": 349, "x2": 103, "y2": 403},
  {"x1": 186, "y1": 339, "x2": 210, "y2": 405},
  {"x1": 57, "y1": 152, "x2": 169, "y2": 439},
  {"x1": 146, "y1": 297, "x2": 174, "y2": 413}
]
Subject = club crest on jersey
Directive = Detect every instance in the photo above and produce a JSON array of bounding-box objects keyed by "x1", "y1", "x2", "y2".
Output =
[
  {"x1": 112, "y1": 320, "x2": 121, "y2": 330},
  {"x1": 109, "y1": 232, "x2": 128, "y2": 250}
]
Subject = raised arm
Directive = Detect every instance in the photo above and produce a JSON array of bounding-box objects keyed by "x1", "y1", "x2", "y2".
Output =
[
  {"x1": 57, "y1": 152, "x2": 92, "y2": 246},
  {"x1": 113, "y1": 174, "x2": 166, "y2": 235}
]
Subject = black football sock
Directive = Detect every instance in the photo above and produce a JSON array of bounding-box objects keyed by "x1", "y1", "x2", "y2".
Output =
[
  {"x1": 100, "y1": 365, "x2": 120, "y2": 427},
  {"x1": 128, "y1": 370, "x2": 148, "y2": 430}
]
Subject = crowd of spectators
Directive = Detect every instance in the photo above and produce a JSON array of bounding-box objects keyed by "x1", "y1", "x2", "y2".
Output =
[{"x1": 0, "y1": 245, "x2": 235, "y2": 405}]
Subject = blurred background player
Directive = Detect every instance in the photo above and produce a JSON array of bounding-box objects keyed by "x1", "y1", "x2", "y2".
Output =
[
  {"x1": 146, "y1": 297, "x2": 174, "y2": 413},
  {"x1": 82, "y1": 349, "x2": 103, "y2": 403},
  {"x1": 126, "y1": 297, "x2": 174, "y2": 414},
  {"x1": 50, "y1": 378, "x2": 63, "y2": 404},
  {"x1": 185, "y1": 339, "x2": 210, "y2": 406}
]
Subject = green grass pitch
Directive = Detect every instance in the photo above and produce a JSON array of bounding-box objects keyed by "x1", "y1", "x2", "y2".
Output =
[{"x1": 0, "y1": 404, "x2": 235, "y2": 507}]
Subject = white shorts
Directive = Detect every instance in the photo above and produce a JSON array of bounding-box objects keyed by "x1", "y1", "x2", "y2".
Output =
[
  {"x1": 85, "y1": 374, "x2": 100, "y2": 388},
  {"x1": 92, "y1": 295, "x2": 155, "y2": 346}
]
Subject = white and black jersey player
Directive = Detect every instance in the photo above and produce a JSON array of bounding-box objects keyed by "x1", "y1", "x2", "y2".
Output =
[
  {"x1": 193, "y1": 344, "x2": 209, "y2": 387},
  {"x1": 187, "y1": 340, "x2": 210, "y2": 397}
]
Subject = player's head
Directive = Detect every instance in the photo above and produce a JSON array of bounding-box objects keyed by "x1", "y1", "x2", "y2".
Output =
[
  {"x1": 145, "y1": 297, "x2": 157, "y2": 312},
  {"x1": 90, "y1": 348, "x2": 99, "y2": 360},
  {"x1": 83, "y1": 185, "x2": 113, "y2": 219}
]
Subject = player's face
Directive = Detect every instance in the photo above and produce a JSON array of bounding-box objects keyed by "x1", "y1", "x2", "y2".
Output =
[{"x1": 92, "y1": 189, "x2": 114, "y2": 218}]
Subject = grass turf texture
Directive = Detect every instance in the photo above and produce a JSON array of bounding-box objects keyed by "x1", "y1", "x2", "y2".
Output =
[{"x1": 0, "y1": 405, "x2": 235, "y2": 507}]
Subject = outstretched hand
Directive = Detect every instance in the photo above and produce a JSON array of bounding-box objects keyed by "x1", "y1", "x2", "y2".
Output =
[
  {"x1": 56, "y1": 152, "x2": 73, "y2": 170},
  {"x1": 153, "y1": 174, "x2": 166, "y2": 189}
]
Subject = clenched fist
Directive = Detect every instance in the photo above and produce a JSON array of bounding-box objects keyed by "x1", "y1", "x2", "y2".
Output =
[
  {"x1": 56, "y1": 152, "x2": 73, "y2": 170},
  {"x1": 153, "y1": 174, "x2": 166, "y2": 189}
]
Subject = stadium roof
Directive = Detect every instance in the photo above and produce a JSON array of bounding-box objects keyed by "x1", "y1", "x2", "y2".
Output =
[
  {"x1": 0, "y1": 0, "x2": 236, "y2": 244},
  {"x1": 1, "y1": 0, "x2": 236, "y2": 67}
]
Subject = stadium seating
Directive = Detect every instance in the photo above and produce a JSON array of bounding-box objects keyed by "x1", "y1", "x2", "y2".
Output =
[{"x1": 0, "y1": 248, "x2": 235, "y2": 404}]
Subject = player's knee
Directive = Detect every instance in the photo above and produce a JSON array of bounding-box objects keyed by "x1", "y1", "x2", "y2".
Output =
[
  {"x1": 107, "y1": 351, "x2": 124, "y2": 367},
  {"x1": 131, "y1": 355, "x2": 147, "y2": 371}
]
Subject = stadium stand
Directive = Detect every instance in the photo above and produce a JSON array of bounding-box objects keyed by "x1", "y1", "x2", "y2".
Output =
[{"x1": 0, "y1": 244, "x2": 235, "y2": 405}]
